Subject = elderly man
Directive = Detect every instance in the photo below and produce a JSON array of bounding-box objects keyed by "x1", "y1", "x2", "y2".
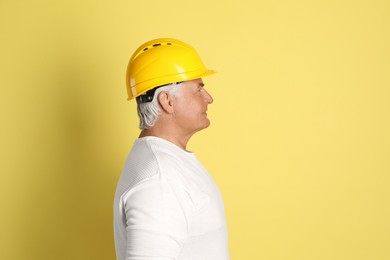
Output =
[{"x1": 114, "y1": 38, "x2": 229, "y2": 260}]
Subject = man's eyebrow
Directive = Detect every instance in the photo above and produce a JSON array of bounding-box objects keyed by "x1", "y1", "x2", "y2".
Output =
[{"x1": 199, "y1": 82, "x2": 205, "y2": 87}]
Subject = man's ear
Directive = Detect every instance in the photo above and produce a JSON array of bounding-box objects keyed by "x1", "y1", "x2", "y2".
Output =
[{"x1": 157, "y1": 92, "x2": 175, "y2": 114}]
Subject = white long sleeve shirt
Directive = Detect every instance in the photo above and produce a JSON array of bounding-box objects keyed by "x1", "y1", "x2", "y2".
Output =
[{"x1": 114, "y1": 136, "x2": 229, "y2": 260}]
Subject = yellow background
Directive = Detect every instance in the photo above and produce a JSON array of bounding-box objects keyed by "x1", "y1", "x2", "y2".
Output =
[{"x1": 1, "y1": 0, "x2": 389, "y2": 259}]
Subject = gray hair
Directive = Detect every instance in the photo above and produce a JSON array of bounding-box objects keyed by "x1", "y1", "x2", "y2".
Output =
[{"x1": 137, "y1": 83, "x2": 182, "y2": 130}]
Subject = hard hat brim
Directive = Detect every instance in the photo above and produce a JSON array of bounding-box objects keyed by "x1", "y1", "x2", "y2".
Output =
[{"x1": 127, "y1": 68, "x2": 216, "y2": 100}]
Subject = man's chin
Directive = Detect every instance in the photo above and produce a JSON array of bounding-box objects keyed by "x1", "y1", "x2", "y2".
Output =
[{"x1": 202, "y1": 119, "x2": 211, "y2": 129}]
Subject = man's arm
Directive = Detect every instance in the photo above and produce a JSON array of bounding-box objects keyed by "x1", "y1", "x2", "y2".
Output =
[{"x1": 122, "y1": 175, "x2": 192, "y2": 259}]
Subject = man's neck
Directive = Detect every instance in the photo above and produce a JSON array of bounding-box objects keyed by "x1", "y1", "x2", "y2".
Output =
[{"x1": 139, "y1": 128, "x2": 192, "y2": 151}]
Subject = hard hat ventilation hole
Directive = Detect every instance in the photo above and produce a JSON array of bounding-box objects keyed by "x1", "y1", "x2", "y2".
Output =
[{"x1": 142, "y1": 42, "x2": 172, "y2": 52}]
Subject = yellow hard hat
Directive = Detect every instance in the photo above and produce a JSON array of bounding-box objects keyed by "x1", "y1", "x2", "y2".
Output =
[{"x1": 126, "y1": 38, "x2": 215, "y2": 100}]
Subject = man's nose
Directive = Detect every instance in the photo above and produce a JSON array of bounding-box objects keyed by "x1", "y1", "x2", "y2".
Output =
[{"x1": 204, "y1": 89, "x2": 214, "y2": 104}]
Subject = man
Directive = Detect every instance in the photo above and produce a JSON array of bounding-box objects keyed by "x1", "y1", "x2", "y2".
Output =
[{"x1": 114, "y1": 38, "x2": 229, "y2": 260}]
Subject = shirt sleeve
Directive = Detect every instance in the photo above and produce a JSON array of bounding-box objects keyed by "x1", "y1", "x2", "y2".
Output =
[{"x1": 121, "y1": 174, "x2": 194, "y2": 260}]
